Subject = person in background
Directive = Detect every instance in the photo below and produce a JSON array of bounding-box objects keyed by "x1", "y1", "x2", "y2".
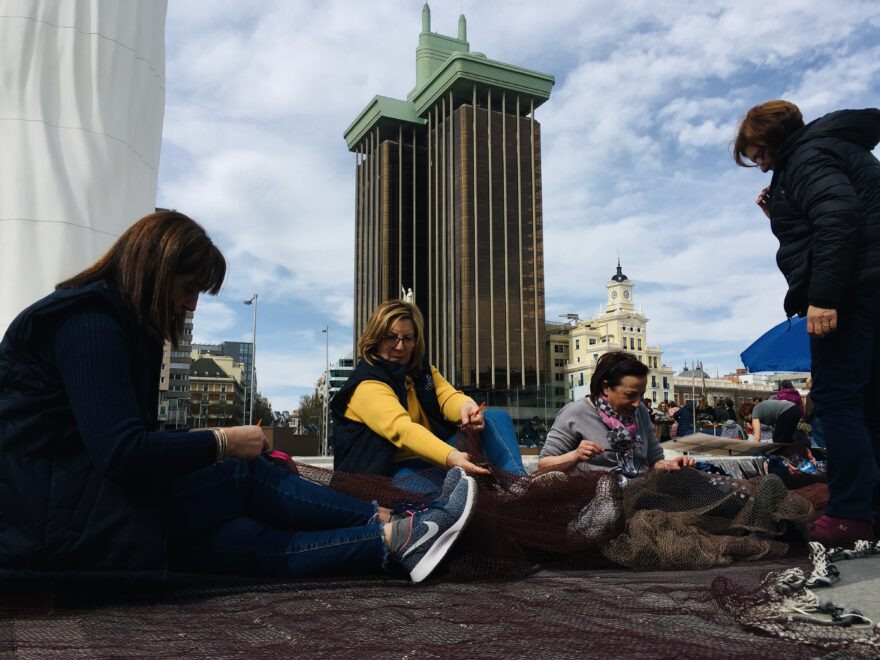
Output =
[
  {"x1": 643, "y1": 398, "x2": 656, "y2": 424},
  {"x1": 751, "y1": 398, "x2": 799, "y2": 444},
  {"x1": 538, "y1": 352, "x2": 694, "y2": 476},
  {"x1": 735, "y1": 100, "x2": 880, "y2": 545},
  {"x1": 724, "y1": 398, "x2": 738, "y2": 422},
  {"x1": 776, "y1": 380, "x2": 805, "y2": 415},
  {"x1": 695, "y1": 395, "x2": 714, "y2": 426},
  {"x1": 520, "y1": 416, "x2": 544, "y2": 448},
  {"x1": 331, "y1": 300, "x2": 525, "y2": 489},
  {"x1": 673, "y1": 400, "x2": 696, "y2": 437},
  {"x1": 0, "y1": 211, "x2": 476, "y2": 583},
  {"x1": 654, "y1": 401, "x2": 674, "y2": 442},
  {"x1": 667, "y1": 400, "x2": 680, "y2": 438}
]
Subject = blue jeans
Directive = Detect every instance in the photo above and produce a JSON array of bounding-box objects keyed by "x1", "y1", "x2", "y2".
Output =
[
  {"x1": 167, "y1": 456, "x2": 386, "y2": 577},
  {"x1": 811, "y1": 285, "x2": 880, "y2": 520},
  {"x1": 391, "y1": 408, "x2": 526, "y2": 492}
]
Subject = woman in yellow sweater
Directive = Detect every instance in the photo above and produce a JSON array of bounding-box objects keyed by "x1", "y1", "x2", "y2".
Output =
[{"x1": 330, "y1": 300, "x2": 525, "y2": 487}]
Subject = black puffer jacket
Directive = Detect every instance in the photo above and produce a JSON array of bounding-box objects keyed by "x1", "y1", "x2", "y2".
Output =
[{"x1": 767, "y1": 108, "x2": 880, "y2": 316}]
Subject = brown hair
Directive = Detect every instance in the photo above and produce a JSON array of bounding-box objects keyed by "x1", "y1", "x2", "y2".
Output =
[
  {"x1": 589, "y1": 351, "x2": 649, "y2": 400},
  {"x1": 733, "y1": 100, "x2": 804, "y2": 167},
  {"x1": 58, "y1": 210, "x2": 225, "y2": 346},
  {"x1": 358, "y1": 300, "x2": 425, "y2": 370}
]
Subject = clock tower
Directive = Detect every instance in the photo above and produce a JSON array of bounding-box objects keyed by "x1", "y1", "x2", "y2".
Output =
[{"x1": 606, "y1": 259, "x2": 635, "y2": 312}]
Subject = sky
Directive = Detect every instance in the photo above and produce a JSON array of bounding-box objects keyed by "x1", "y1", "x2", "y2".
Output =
[{"x1": 158, "y1": 0, "x2": 880, "y2": 414}]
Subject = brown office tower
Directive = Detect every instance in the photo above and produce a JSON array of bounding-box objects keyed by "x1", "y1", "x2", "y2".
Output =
[{"x1": 344, "y1": 4, "x2": 554, "y2": 396}]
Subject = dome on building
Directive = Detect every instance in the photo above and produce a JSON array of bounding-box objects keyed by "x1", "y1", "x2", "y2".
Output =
[{"x1": 611, "y1": 258, "x2": 628, "y2": 282}]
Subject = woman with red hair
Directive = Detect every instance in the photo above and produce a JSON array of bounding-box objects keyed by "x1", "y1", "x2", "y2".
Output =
[{"x1": 734, "y1": 100, "x2": 880, "y2": 546}]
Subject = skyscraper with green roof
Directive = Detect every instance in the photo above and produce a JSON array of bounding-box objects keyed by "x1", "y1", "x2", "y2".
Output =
[{"x1": 344, "y1": 4, "x2": 554, "y2": 392}]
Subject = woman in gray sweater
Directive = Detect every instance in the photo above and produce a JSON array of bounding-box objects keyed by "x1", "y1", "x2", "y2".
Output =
[{"x1": 539, "y1": 352, "x2": 694, "y2": 477}]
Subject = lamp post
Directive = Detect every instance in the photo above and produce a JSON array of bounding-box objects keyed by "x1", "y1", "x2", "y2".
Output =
[
  {"x1": 321, "y1": 325, "x2": 329, "y2": 456},
  {"x1": 243, "y1": 294, "x2": 258, "y2": 425}
]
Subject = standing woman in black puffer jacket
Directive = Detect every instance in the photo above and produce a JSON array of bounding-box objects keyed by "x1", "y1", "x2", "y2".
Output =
[{"x1": 734, "y1": 101, "x2": 880, "y2": 547}]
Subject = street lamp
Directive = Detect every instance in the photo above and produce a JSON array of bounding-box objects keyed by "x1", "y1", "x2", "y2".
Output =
[
  {"x1": 243, "y1": 294, "x2": 258, "y2": 425},
  {"x1": 321, "y1": 325, "x2": 329, "y2": 456}
]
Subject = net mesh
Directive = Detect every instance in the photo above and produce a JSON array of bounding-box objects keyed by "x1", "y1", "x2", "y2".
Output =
[
  {"x1": 287, "y1": 430, "x2": 819, "y2": 578},
  {"x1": 3, "y1": 435, "x2": 878, "y2": 657}
]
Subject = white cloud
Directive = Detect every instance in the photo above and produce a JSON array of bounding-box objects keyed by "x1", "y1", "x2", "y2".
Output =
[
  {"x1": 159, "y1": 1, "x2": 880, "y2": 409},
  {"x1": 191, "y1": 300, "x2": 236, "y2": 343}
]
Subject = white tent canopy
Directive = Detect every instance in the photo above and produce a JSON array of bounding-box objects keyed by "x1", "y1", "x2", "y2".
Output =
[{"x1": 0, "y1": 0, "x2": 167, "y2": 332}]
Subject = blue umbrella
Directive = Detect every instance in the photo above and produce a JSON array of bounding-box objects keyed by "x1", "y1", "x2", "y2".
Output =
[{"x1": 740, "y1": 316, "x2": 811, "y2": 372}]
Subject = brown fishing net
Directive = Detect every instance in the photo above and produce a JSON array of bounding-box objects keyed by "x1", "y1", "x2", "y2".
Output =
[
  {"x1": 4, "y1": 437, "x2": 879, "y2": 657},
  {"x1": 289, "y1": 430, "x2": 817, "y2": 578}
]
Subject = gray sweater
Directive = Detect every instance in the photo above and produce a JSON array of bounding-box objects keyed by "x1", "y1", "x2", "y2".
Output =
[{"x1": 541, "y1": 398, "x2": 664, "y2": 474}]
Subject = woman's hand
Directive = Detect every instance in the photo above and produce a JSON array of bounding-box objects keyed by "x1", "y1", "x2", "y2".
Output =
[
  {"x1": 806, "y1": 305, "x2": 838, "y2": 338},
  {"x1": 445, "y1": 449, "x2": 491, "y2": 475},
  {"x1": 653, "y1": 456, "x2": 695, "y2": 472},
  {"x1": 537, "y1": 440, "x2": 603, "y2": 470},
  {"x1": 756, "y1": 186, "x2": 771, "y2": 219},
  {"x1": 459, "y1": 401, "x2": 485, "y2": 430},
  {"x1": 572, "y1": 439, "x2": 603, "y2": 462},
  {"x1": 225, "y1": 425, "x2": 270, "y2": 460}
]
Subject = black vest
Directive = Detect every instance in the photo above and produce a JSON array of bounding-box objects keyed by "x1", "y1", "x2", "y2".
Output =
[
  {"x1": 0, "y1": 281, "x2": 166, "y2": 576},
  {"x1": 330, "y1": 357, "x2": 458, "y2": 475}
]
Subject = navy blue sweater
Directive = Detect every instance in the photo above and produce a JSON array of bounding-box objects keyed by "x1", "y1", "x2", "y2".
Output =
[{"x1": 0, "y1": 282, "x2": 216, "y2": 576}]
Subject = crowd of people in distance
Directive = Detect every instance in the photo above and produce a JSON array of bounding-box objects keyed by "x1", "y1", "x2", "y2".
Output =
[{"x1": 0, "y1": 98, "x2": 877, "y2": 582}]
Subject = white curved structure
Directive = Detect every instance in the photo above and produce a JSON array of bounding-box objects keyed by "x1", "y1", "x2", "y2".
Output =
[{"x1": 0, "y1": 0, "x2": 167, "y2": 332}]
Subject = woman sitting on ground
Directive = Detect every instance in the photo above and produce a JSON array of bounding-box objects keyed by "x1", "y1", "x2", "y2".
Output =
[
  {"x1": 538, "y1": 351, "x2": 694, "y2": 477},
  {"x1": 331, "y1": 300, "x2": 526, "y2": 487},
  {"x1": 0, "y1": 211, "x2": 475, "y2": 583}
]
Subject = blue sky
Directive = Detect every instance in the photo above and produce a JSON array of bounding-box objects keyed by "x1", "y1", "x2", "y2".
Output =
[{"x1": 158, "y1": 1, "x2": 880, "y2": 413}]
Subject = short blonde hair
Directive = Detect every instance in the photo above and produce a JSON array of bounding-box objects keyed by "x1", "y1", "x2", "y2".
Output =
[{"x1": 358, "y1": 300, "x2": 425, "y2": 370}]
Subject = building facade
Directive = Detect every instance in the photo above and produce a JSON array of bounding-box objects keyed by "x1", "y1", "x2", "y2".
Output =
[
  {"x1": 192, "y1": 340, "x2": 256, "y2": 411},
  {"x1": 545, "y1": 320, "x2": 572, "y2": 410},
  {"x1": 344, "y1": 4, "x2": 554, "y2": 393},
  {"x1": 189, "y1": 356, "x2": 246, "y2": 428},
  {"x1": 157, "y1": 311, "x2": 193, "y2": 429},
  {"x1": 562, "y1": 262, "x2": 675, "y2": 404},
  {"x1": 327, "y1": 353, "x2": 355, "y2": 401}
]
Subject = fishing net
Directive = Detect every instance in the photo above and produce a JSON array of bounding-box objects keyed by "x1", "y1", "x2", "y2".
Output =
[
  {"x1": 283, "y1": 430, "x2": 818, "y2": 578},
  {"x1": 4, "y1": 434, "x2": 879, "y2": 657}
]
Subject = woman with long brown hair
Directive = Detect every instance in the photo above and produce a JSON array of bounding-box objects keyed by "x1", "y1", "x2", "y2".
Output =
[{"x1": 0, "y1": 211, "x2": 476, "y2": 582}]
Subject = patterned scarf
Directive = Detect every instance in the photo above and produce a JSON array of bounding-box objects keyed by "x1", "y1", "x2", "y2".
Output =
[{"x1": 593, "y1": 395, "x2": 642, "y2": 478}]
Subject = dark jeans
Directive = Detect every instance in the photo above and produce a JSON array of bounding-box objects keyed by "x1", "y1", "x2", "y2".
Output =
[
  {"x1": 771, "y1": 405, "x2": 802, "y2": 444},
  {"x1": 811, "y1": 285, "x2": 880, "y2": 520},
  {"x1": 391, "y1": 408, "x2": 527, "y2": 493},
  {"x1": 167, "y1": 456, "x2": 386, "y2": 577}
]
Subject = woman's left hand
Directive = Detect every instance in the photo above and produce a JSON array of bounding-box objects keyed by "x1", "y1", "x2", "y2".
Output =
[
  {"x1": 460, "y1": 401, "x2": 484, "y2": 430},
  {"x1": 653, "y1": 456, "x2": 695, "y2": 472}
]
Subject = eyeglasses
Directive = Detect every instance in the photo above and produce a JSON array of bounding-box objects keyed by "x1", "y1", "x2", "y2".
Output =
[
  {"x1": 746, "y1": 147, "x2": 767, "y2": 167},
  {"x1": 382, "y1": 334, "x2": 416, "y2": 347}
]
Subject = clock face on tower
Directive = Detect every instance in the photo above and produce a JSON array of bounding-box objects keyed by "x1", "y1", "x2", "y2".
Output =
[
  {"x1": 624, "y1": 290, "x2": 630, "y2": 299},
  {"x1": 611, "y1": 291, "x2": 618, "y2": 299}
]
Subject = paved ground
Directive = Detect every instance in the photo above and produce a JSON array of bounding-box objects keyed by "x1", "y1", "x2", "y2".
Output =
[{"x1": 819, "y1": 553, "x2": 880, "y2": 623}]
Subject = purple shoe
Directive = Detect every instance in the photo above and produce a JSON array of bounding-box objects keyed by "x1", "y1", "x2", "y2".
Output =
[{"x1": 810, "y1": 515, "x2": 876, "y2": 548}]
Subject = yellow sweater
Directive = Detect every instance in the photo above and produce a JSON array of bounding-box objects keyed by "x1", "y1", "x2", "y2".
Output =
[{"x1": 343, "y1": 366, "x2": 473, "y2": 466}]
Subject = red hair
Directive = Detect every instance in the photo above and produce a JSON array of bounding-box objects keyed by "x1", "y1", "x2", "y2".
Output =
[{"x1": 733, "y1": 100, "x2": 804, "y2": 167}]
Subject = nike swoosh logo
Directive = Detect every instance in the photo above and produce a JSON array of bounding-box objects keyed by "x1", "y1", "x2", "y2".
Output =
[{"x1": 402, "y1": 521, "x2": 439, "y2": 558}]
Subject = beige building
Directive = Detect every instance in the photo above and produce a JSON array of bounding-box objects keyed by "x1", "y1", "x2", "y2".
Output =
[
  {"x1": 189, "y1": 355, "x2": 246, "y2": 428},
  {"x1": 157, "y1": 312, "x2": 193, "y2": 429},
  {"x1": 561, "y1": 262, "x2": 675, "y2": 404}
]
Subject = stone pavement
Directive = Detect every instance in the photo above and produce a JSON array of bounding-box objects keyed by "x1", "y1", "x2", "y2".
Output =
[{"x1": 818, "y1": 553, "x2": 880, "y2": 624}]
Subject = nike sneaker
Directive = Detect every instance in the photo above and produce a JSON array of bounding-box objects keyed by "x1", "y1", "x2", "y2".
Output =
[{"x1": 390, "y1": 473, "x2": 476, "y2": 583}]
